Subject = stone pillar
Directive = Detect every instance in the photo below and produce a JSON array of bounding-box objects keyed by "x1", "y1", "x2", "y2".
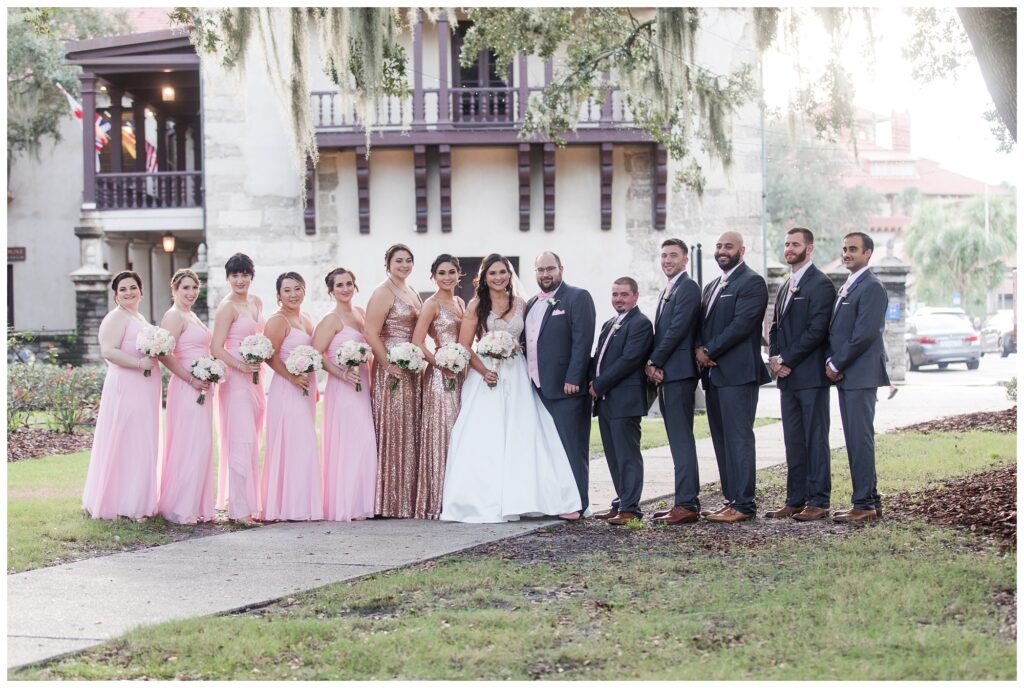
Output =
[
  {"x1": 191, "y1": 243, "x2": 210, "y2": 325},
  {"x1": 70, "y1": 220, "x2": 112, "y2": 364},
  {"x1": 81, "y1": 74, "x2": 98, "y2": 206},
  {"x1": 108, "y1": 88, "x2": 124, "y2": 173}
]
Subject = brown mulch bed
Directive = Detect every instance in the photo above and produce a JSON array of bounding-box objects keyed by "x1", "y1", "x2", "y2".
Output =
[
  {"x1": 887, "y1": 464, "x2": 1017, "y2": 551},
  {"x1": 8, "y1": 428, "x2": 94, "y2": 462},
  {"x1": 895, "y1": 407, "x2": 1017, "y2": 434}
]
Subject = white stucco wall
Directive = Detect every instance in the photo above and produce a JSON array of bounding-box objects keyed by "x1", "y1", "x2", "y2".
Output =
[{"x1": 6, "y1": 116, "x2": 83, "y2": 331}]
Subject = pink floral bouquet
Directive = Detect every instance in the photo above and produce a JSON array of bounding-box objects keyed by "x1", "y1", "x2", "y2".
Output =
[
  {"x1": 433, "y1": 343, "x2": 471, "y2": 391},
  {"x1": 135, "y1": 326, "x2": 175, "y2": 377},
  {"x1": 239, "y1": 334, "x2": 274, "y2": 384},
  {"x1": 336, "y1": 340, "x2": 371, "y2": 392},
  {"x1": 190, "y1": 356, "x2": 227, "y2": 405},
  {"x1": 285, "y1": 344, "x2": 323, "y2": 397},
  {"x1": 476, "y1": 330, "x2": 518, "y2": 389},
  {"x1": 386, "y1": 342, "x2": 427, "y2": 391}
]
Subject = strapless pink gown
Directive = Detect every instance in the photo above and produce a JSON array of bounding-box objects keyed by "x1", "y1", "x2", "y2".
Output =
[
  {"x1": 158, "y1": 322, "x2": 215, "y2": 524},
  {"x1": 215, "y1": 313, "x2": 266, "y2": 520},
  {"x1": 261, "y1": 327, "x2": 323, "y2": 521},
  {"x1": 82, "y1": 318, "x2": 161, "y2": 519},
  {"x1": 322, "y1": 327, "x2": 377, "y2": 521}
]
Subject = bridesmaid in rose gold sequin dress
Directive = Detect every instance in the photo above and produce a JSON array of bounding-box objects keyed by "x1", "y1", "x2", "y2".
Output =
[
  {"x1": 411, "y1": 255, "x2": 466, "y2": 519},
  {"x1": 364, "y1": 244, "x2": 423, "y2": 518}
]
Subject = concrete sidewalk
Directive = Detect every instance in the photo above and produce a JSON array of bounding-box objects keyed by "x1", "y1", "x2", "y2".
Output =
[{"x1": 7, "y1": 374, "x2": 1013, "y2": 671}]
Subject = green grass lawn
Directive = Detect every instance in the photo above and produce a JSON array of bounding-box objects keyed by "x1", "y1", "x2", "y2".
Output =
[
  {"x1": 588, "y1": 414, "x2": 777, "y2": 454},
  {"x1": 13, "y1": 430, "x2": 1016, "y2": 680}
]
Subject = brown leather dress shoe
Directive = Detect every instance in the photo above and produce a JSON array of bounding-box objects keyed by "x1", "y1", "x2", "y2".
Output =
[
  {"x1": 833, "y1": 508, "x2": 878, "y2": 523},
  {"x1": 792, "y1": 506, "x2": 828, "y2": 521},
  {"x1": 765, "y1": 505, "x2": 804, "y2": 519},
  {"x1": 700, "y1": 503, "x2": 730, "y2": 517},
  {"x1": 607, "y1": 512, "x2": 640, "y2": 526},
  {"x1": 593, "y1": 508, "x2": 619, "y2": 520},
  {"x1": 652, "y1": 508, "x2": 672, "y2": 519},
  {"x1": 704, "y1": 507, "x2": 755, "y2": 523},
  {"x1": 652, "y1": 506, "x2": 699, "y2": 525}
]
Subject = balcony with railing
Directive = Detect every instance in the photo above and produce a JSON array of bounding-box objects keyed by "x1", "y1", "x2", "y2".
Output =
[{"x1": 95, "y1": 171, "x2": 203, "y2": 210}]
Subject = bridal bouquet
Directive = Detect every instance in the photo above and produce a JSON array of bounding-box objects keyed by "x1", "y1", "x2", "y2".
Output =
[
  {"x1": 434, "y1": 342, "x2": 471, "y2": 391},
  {"x1": 336, "y1": 340, "x2": 371, "y2": 392},
  {"x1": 239, "y1": 334, "x2": 274, "y2": 384},
  {"x1": 386, "y1": 342, "x2": 427, "y2": 391},
  {"x1": 476, "y1": 330, "x2": 519, "y2": 389},
  {"x1": 135, "y1": 326, "x2": 175, "y2": 377},
  {"x1": 285, "y1": 344, "x2": 323, "y2": 396},
  {"x1": 190, "y1": 356, "x2": 227, "y2": 405}
]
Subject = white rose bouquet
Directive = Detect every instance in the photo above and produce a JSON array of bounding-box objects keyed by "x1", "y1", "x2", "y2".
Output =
[
  {"x1": 476, "y1": 330, "x2": 519, "y2": 389},
  {"x1": 386, "y1": 342, "x2": 427, "y2": 391},
  {"x1": 285, "y1": 344, "x2": 323, "y2": 396},
  {"x1": 433, "y1": 342, "x2": 471, "y2": 391},
  {"x1": 190, "y1": 356, "x2": 227, "y2": 405},
  {"x1": 135, "y1": 326, "x2": 175, "y2": 377},
  {"x1": 239, "y1": 334, "x2": 274, "y2": 384},
  {"x1": 336, "y1": 340, "x2": 372, "y2": 392}
]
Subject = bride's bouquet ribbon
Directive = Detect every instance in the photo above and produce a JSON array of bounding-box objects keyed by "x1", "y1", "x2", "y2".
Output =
[
  {"x1": 285, "y1": 345, "x2": 323, "y2": 397},
  {"x1": 336, "y1": 340, "x2": 371, "y2": 392},
  {"x1": 190, "y1": 356, "x2": 227, "y2": 405},
  {"x1": 239, "y1": 334, "x2": 274, "y2": 384},
  {"x1": 135, "y1": 325, "x2": 175, "y2": 377}
]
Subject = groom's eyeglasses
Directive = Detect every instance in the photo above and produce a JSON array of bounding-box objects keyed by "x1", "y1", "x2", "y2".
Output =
[{"x1": 535, "y1": 267, "x2": 560, "y2": 274}]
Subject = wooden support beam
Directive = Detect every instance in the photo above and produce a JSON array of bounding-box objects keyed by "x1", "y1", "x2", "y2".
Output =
[
  {"x1": 414, "y1": 144, "x2": 428, "y2": 233},
  {"x1": 438, "y1": 144, "x2": 452, "y2": 232},
  {"x1": 356, "y1": 146, "x2": 370, "y2": 234},
  {"x1": 304, "y1": 158, "x2": 316, "y2": 235},
  {"x1": 133, "y1": 99, "x2": 146, "y2": 173},
  {"x1": 81, "y1": 74, "x2": 98, "y2": 204},
  {"x1": 412, "y1": 10, "x2": 425, "y2": 129},
  {"x1": 653, "y1": 143, "x2": 667, "y2": 230},
  {"x1": 543, "y1": 143, "x2": 555, "y2": 231},
  {"x1": 518, "y1": 143, "x2": 531, "y2": 232},
  {"x1": 600, "y1": 143, "x2": 613, "y2": 230}
]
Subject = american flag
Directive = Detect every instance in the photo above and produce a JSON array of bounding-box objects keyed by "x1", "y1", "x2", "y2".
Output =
[{"x1": 57, "y1": 82, "x2": 158, "y2": 172}]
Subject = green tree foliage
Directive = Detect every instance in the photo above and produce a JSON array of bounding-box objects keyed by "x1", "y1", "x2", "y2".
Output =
[
  {"x1": 764, "y1": 121, "x2": 881, "y2": 263},
  {"x1": 903, "y1": 196, "x2": 1017, "y2": 316},
  {"x1": 7, "y1": 8, "x2": 129, "y2": 168}
]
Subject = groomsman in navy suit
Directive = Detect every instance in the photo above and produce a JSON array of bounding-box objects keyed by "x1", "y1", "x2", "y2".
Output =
[
  {"x1": 524, "y1": 252, "x2": 597, "y2": 516},
  {"x1": 826, "y1": 232, "x2": 890, "y2": 523},
  {"x1": 764, "y1": 228, "x2": 836, "y2": 522},
  {"x1": 644, "y1": 238, "x2": 703, "y2": 525},
  {"x1": 589, "y1": 277, "x2": 654, "y2": 525},
  {"x1": 696, "y1": 231, "x2": 771, "y2": 523}
]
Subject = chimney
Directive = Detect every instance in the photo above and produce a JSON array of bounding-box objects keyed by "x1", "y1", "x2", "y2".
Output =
[{"x1": 891, "y1": 110, "x2": 911, "y2": 152}]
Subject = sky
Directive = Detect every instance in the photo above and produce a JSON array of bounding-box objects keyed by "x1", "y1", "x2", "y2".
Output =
[{"x1": 761, "y1": 6, "x2": 1017, "y2": 187}]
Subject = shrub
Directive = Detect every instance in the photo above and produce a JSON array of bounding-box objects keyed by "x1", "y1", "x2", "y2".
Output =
[
  {"x1": 1007, "y1": 376, "x2": 1017, "y2": 403},
  {"x1": 45, "y1": 365, "x2": 105, "y2": 433}
]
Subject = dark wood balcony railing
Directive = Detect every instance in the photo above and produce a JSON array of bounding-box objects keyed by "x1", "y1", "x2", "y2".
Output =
[{"x1": 95, "y1": 171, "x2": 203, "y2": 210}]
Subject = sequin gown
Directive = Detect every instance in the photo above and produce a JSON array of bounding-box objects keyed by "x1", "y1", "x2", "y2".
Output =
[
  {"x1": 262, "y1": 327, "x2": 323, "y2": 521},
  {"x1": 415, "y1": 302, "x2": 465, "y2": 519},
  {"x1": 215, "y1": 313, "x2": 266, "y2": 520},
  {"x1": 82, "y1": 318, "x2": 161, "y2": 519},
  {"x1": 322, "y1": 326, "x2": 377, "y2": 521},
  {"x1": 371, "y1": 297, "x2": 421, "y2": 518},
  {"x1": 158, "y1": 321, "x2": 215, "y2": 524}
]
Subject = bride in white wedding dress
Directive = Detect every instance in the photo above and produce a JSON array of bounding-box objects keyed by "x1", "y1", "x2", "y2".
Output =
[{"x1": 440, "y1": 254, "x2": 582, "y2": 523}]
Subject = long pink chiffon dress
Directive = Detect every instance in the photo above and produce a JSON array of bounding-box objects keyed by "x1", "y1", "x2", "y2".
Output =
[
  {"x1": 261, "y1": 327, "x2": 324, "y2": 521},
  {"x1": 322, "y1": 326, "x2": 377, "y2": 521},
  {"x1": 215, "y1": 313, "x2": 266, "y2": 520},
  {"x1": 82, "y1": 318, "x2": 161, "y2": 519},
  {"x1": 158, "y1": 321, "x2": 216, "y2": 524}
]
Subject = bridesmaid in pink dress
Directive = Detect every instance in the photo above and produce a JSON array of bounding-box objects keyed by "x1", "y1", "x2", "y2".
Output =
[
  {"x1": 82, "y1": 271, "x2": 161, "y2": 520},
  {"x1": 313, "y1": 267, "x2": 378, "y2": 521},
  {"x1": 211, "y1": 253, "x2": 266, "y2": 523},
  {"x1": 261, "y1": 272, "x2": 324, "y2": 521},
  {"x1": 156, "y1": 269, "x2": 216, "y2": 524}
]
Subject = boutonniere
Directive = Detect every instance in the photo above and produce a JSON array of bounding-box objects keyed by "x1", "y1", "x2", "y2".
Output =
[
  {"x1": 611, "y1": 322, "x2": 622, "y2": 333},
  {"x1": 662, "y1": 291, "x2": 671, "y2": 303},
  {"x1": 719, "y1": 279, "x2": 729, "y2": 291},
  {"x1": 546, "y1": 298, "x2": 559, "y2": 309},
  {"x1": 838, "y1": 285, "x2": 849, "y2": 299},
  {"x1": 789, "y1": 284, "x2": 800, "y2": 295}
]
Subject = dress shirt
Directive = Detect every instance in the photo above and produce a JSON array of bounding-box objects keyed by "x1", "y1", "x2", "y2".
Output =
[
  {"x1": 526, "y1": 289, "x2": 555, "y2": 387},
  {"x1": 596, "y1": 311, "x2": 628, "y2": 376}
]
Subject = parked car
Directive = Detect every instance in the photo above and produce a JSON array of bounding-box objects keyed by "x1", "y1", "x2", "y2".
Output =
[
  {"x1": 980, "y1": 310, "x2": 1017, "y2": 357},
  {"x1": 905, "y1": 313, "x2": 981, "y2": 371},
  {"x1": 912, "y1": 306, "x2": 972, "y2": 323}
]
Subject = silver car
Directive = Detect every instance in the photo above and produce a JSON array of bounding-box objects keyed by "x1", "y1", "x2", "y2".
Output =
[{"x1": 905, "y1": 313, "x2": 981, "y2": 371}]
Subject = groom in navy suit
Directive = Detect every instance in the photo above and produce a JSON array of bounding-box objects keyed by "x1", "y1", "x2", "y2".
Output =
[{"x1": 524, "y1": 251, "x2": 597, "y2": 515}]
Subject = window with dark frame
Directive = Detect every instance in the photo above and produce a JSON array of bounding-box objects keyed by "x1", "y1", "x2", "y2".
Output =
[{"x1": 451, "y1": 21, "x2": 513, "y2": 123}]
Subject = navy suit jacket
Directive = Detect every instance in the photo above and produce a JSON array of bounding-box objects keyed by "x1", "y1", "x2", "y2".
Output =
[
  {"x1": 590, "y1": 307, "x2": 654, "y2": 418},
  {"x1": 768, "y1": 263, "x2": 835, "y2": 390},
  {"x1": 648, "y1": 271, "x2": 701, "y2": 382},
  {"x1": 698, "y1": 261, "x2": 771, "y2": 388},
  {"x1": 827, "y1": 269, "x2": 890, "y2": 390},
  {"x1": 524, "y1": 281, "x2": 597, "y2": 399}
]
